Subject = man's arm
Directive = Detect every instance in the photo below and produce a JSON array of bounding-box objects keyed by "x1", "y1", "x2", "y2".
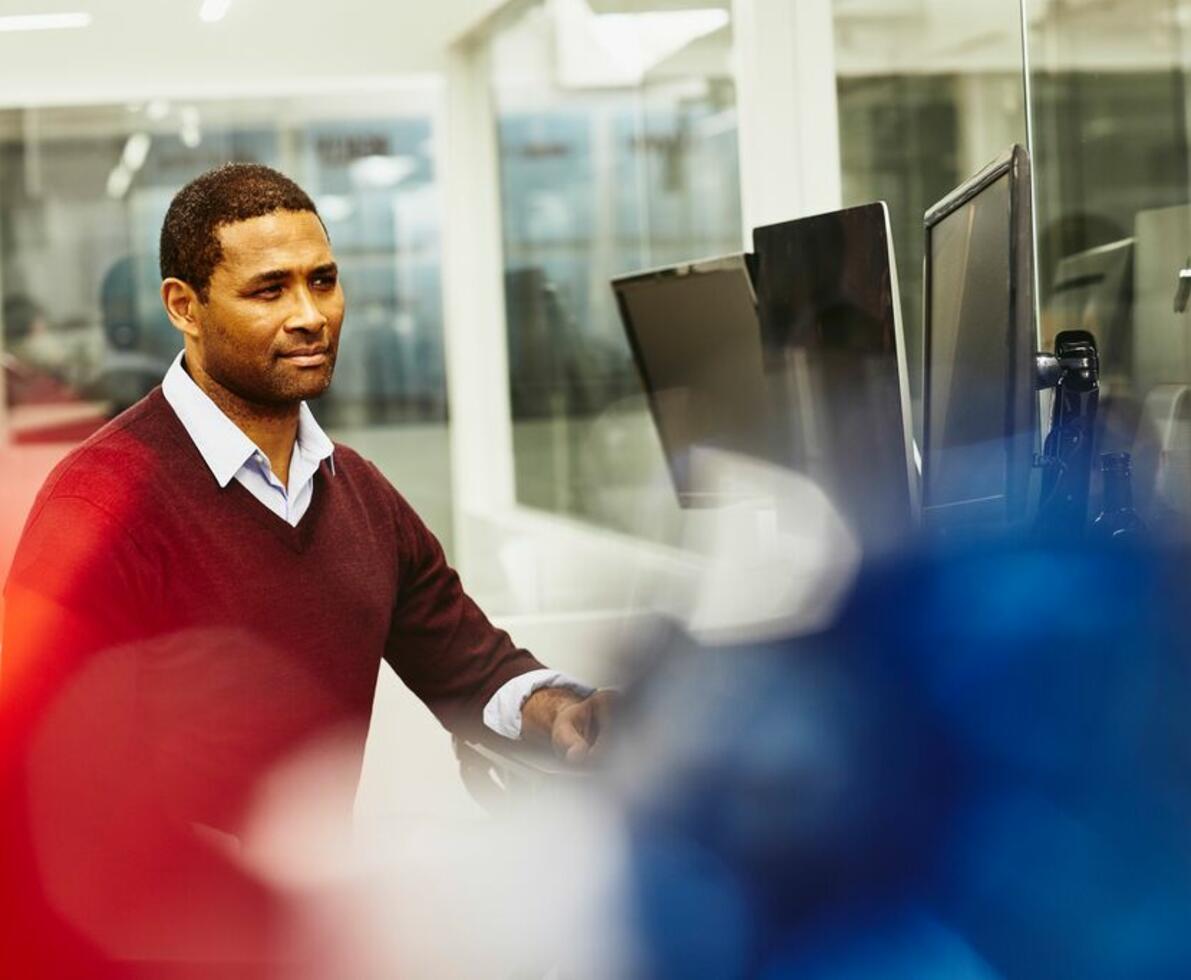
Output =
[
  {"x1": 381, "y1": 490, "x2": 611, "y2": 753},
  {"x1": 382, "y1": 493, "x2": 546, "y2": 737}
]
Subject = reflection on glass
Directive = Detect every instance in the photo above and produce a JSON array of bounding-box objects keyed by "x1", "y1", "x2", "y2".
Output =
[
  {"x1": 489, "y1": 0, "x2": 741, "y2": 540},
  {"x1": 832, "y1": 0, "x2": 1027, "y2": 444},
  {"x1": 1025, "y1": 0, "x2": 1191, "y2": 537}
]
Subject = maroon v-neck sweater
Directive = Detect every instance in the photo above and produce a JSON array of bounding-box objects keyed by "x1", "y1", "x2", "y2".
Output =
[
  {"x1": 2, "y1": 388, "x2": 542, "y2": 796},
  {"x1": 1, "y1": 390, "x2": 550, "y2": 974}
]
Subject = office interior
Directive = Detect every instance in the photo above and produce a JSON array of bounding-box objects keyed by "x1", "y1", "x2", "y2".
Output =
[{"x1": 3, "y1": 0, "x2": 1191, "y2": 971}]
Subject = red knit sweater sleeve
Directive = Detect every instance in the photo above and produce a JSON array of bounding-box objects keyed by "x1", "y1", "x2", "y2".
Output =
[{"x1": 381, "y1": 492, "x2": 544, "y2": 738}]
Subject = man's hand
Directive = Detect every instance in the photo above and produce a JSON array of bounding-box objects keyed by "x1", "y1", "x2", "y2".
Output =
[{"x1": 521, "y1": 687, "x2": 616, "y2": 764}]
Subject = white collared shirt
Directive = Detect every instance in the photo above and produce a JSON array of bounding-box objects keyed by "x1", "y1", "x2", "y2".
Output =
[
  {"x1": 162, "y1": 352, "x2": 333, "y2": 527},
  {"x1": 160, "y1": 352, "x2": 591, "y2": 737}
]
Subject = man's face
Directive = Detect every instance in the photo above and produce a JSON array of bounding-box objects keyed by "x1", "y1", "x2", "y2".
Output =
[{"x1": 193, "y1": 209, "x2": 344, "y2": 406}]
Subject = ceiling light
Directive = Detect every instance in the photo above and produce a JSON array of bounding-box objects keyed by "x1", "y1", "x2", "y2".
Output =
[
  {"x1": 106, "y1": 165, "x2": 132, "y2": 200},
  {"x1": 317, "y1": 195, "x2": 355, "y2": 223},
  {"x1": 553, "y1": 1, "x2": 731, "y2": 88},
  {"x1": 179, "y1": 106, "x2": 202, "y2": 148},
  {"x1": 121, "y1": 133, "x2": 152, "y2": 171},
  {"x1": 0, "y1": 12, "x2": 91, "y2": 32},
  {"x1": 146, "y1": 99, "x2": 170, "y2": 121},
  {"x1": 0, "y1": 11, "x2": 90, "y2": 32},
  {"x1": 199, "y1": 0, "x2": 233, "y2": 23},
  {"x1": 596, "y1": 9, "x2": 730, "y2": 73},
  {"x1": 348, "y1": 155, "x2": 417, "y2": 189}
]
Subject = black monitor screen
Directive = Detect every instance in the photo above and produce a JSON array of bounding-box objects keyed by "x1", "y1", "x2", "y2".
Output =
[
  {"x1": 925, "y1": 171, "x2": 1015, "y2": 510},
  {"x1": 613, "y1": 256, "x2": 770, "y2": 502},
  {"x1": 753, "y1": 202, "x2": 917, "y2": 552}
]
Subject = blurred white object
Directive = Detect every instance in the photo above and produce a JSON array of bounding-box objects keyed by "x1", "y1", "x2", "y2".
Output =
[
  {"x1": 681, "y1": 448, "x2": 859, "y2": 644},
  {"x1": 1139, "y1": 383, "x2": 1191, "y2": 528},
  {"x1": 242, "y1": 733, "x2": 630, "y2": 979}
]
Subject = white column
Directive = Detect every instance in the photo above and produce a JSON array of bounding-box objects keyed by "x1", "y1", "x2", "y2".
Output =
[
  {"x1": 731, "y1": 0, "x2": 842, "y2": 243},
  {"x1": 439, "y1": 41, "x2": 517, "y2": 561}
]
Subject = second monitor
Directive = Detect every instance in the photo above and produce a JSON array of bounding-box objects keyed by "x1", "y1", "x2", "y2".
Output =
[{"x1": 753, "y1": 202, "x2": 919, "y2": 553}]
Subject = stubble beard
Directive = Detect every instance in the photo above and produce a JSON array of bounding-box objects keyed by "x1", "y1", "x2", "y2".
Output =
[{"x1": 199, "y1": 337, "x2": 338, "y2": 416}]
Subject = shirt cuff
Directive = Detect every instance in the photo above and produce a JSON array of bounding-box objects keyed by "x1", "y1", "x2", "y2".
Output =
[{"x1": 482, "y1": 668, "x2": 596, "y2": 740}]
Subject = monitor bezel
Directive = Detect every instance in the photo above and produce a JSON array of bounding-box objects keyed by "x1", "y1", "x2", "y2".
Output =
[
  {"x1": 921, "y1": 143, "x2": 1037, "y2": 532},
  {"x1": 611, "y1": 253, "x2": 761, "y2": 507}
]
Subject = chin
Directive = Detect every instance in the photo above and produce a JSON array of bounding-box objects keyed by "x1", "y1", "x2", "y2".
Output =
[
  {"x1": 273, "y1": 366, "x2": 335, "y2": 403},
  {"x1": 290, "y1": 376, "x2": 334, "y2": 402},
  {"x1": 301, "y1": 379, "x2": 334, "y2": 401}
]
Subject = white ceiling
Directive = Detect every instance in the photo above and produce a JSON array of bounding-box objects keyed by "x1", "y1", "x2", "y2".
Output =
[
  {"x1": 0, "y1": 0, "x2": 508, "y2": 107},
  {"x1": 0, "y1": 0, "x2": 1180, "y2": 111}
]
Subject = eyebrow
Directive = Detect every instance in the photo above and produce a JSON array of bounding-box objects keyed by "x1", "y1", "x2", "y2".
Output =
[{"x1": 241, "y1": 262, "x2": 338, "y2": 290}]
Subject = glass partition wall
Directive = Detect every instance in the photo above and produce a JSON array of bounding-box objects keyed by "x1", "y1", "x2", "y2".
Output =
[
  {"x1": 484, "y1": 0, "x2": 1030, "y2": 539},
  {"x1": 832, "y1": 0, "x2": 1029, "y2": 446},
  {"x1": 833, "y1": 0, "x2": 1191, "y2": 536},
  {"x1": 1024, "y1": 0, "x2": 1191, "y2": 535},
  {"x1": 487, "y1": 0, "x2": 742, "y2": 541},
  {"x1": 475, "y1": 0, "x2": 1191, "y2": 557}
]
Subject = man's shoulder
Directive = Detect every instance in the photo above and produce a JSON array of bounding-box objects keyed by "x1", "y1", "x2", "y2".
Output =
[
  {"x1": 325, "y1": 443, "x2": 424, "y2": 524},
  {"x1": 328, "y1": 442, "x2": 389, "y2": 488},
  {"x1": 36, "y1": 389, "x2": 182, "y2": 509},
  {"x1": 326, "y1": 442, "x2": 400, "y2": 504}
]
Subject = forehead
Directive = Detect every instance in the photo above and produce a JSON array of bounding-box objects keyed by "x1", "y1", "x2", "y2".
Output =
[{"x1": 213, "y1": 210, "x2": 333, "y2": 279}]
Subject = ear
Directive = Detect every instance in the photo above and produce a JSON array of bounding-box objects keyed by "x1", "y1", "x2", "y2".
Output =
[{"x1": 160, "y1": 278, "x2": 202, "y2": 340}]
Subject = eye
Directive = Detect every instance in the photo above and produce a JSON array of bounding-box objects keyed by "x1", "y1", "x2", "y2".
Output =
[
  {"x1": 254, "y1": 284, "x2": 283, "y2": 299},
  {"x1": 312, "y1": 273, "x2": 338, "y2": 290}
]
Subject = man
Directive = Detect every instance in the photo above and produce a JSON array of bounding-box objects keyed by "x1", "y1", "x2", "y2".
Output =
[
  {"x1": 0, "y1": 159, "x2": 614, "y2": 966},
  {"x1": 0, "y1": 165, "x2": 613, "y2": 969},
  {"x1": 6, "y1": 159, "x2": 610, "y2": 754}
]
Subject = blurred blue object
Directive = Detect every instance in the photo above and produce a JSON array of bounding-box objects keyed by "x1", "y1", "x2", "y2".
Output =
[{"x1": 619, "y1": 541, "x2": 1191, "y2": 979}]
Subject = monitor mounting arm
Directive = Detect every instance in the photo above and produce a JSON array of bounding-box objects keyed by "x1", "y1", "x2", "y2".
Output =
[{"x1": 1033, "y1": 329, "x2": 1100, "y2": 541}]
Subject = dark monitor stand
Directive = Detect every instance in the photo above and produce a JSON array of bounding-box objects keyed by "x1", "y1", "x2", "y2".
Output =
[{"x1": 1034, "y1": 329, "x2": 1101, "y2": 542}]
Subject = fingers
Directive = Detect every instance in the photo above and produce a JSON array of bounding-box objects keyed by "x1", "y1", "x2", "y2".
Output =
[
  {"x1": 551, "y1": 691, "x2": 618, "y2": 765},
  {"x1": 551, "y1": 702, "x2": 591, "y2": 763},
  {"x1": 584, "y1": 690, "x2": 619, "y2": 762}
]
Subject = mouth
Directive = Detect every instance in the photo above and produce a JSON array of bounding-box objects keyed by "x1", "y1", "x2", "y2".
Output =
[{"x1": 278, "y1": 347, "x2": 329, "y2": 368}]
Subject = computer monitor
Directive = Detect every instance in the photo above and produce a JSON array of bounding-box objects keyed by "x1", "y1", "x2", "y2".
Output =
[
  {"x1": 612, "y1": 254, "x2": 771, "y2": 505},
  {"x1": 922, "y1": 144, "x2": 1037, "y2": 535},
  {"x1": 752, "y1": 202, "x2": 918, "y2": 553}
]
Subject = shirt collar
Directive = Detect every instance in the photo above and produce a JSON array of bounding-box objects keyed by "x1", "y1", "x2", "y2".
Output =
[
  {"x1": 161, "y1": 351, "x2": 335, "y2": 487},
  {"x1": 296, "y1": 400, "x2": 335, "y2": 476}
]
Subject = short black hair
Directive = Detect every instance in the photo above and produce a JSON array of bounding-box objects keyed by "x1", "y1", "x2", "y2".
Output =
[{"x1": 159, "y1": 163, "x2": 320, "y2": 301}]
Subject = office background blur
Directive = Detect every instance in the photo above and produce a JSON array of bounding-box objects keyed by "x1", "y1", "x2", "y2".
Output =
[{"x1": 1, "y1": 0, "x2": 1188, "y2": 823}]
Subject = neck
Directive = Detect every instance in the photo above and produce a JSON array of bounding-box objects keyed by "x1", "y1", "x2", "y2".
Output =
[{"x1": 184, "y1": 354, "x2": 300, "y2": 485}]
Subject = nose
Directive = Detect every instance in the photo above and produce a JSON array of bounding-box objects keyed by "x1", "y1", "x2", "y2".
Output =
[{"x1": 283, "y1": 283, "x2": 328, "y2": 334}]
